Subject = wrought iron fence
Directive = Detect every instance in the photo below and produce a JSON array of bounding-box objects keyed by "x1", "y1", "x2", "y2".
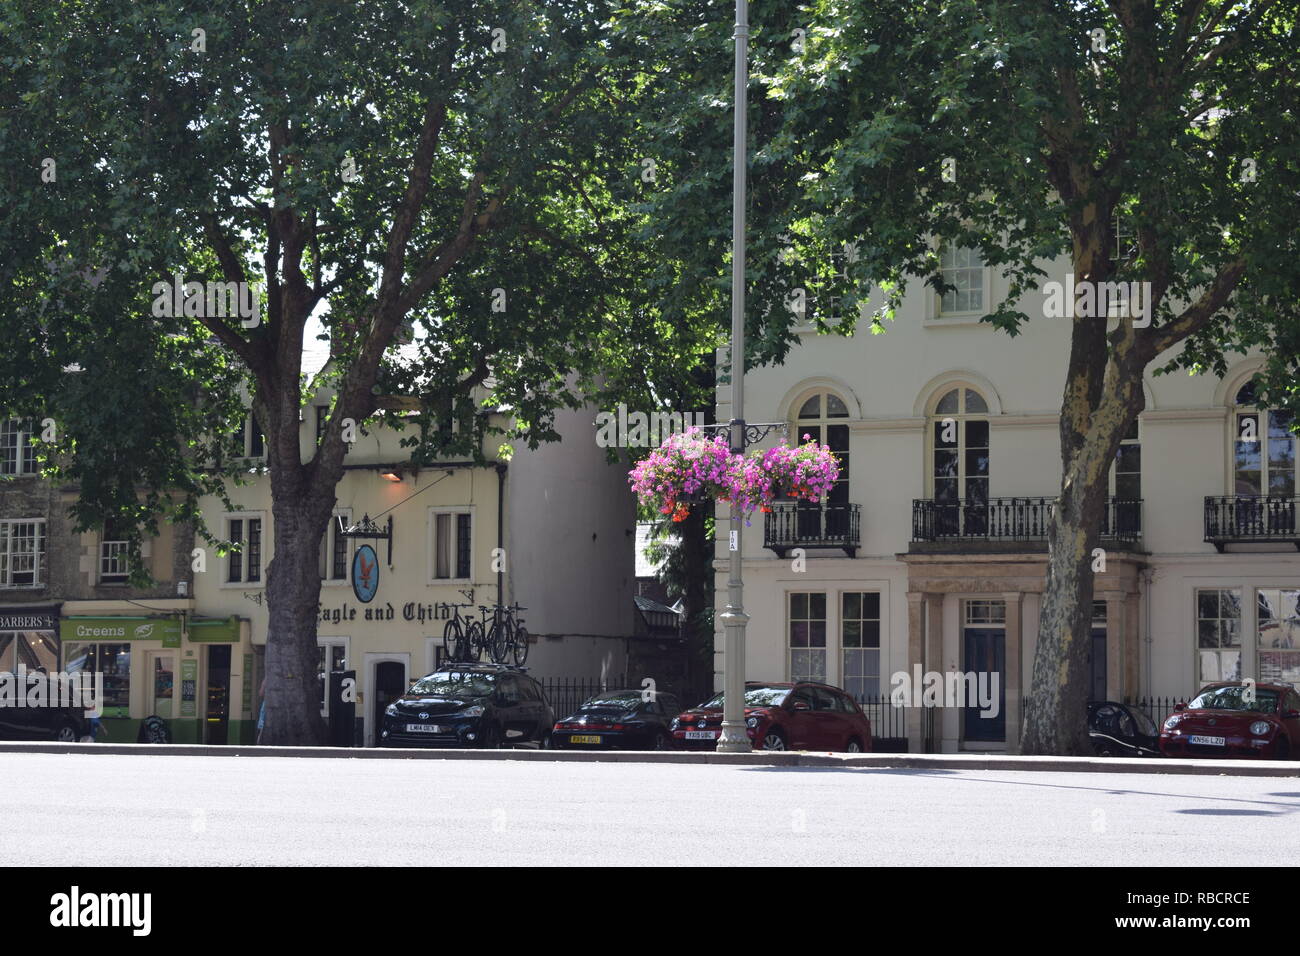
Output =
[
  {"x1": 540, "y1": 675, "x2": 629, "y2": 718},
  {"x1": 1124, "y1": 695, "x2": 1181, "y2": 729},
  {"x1": 1204, "y1": 495, "x2": 1300, "y2": 548}
]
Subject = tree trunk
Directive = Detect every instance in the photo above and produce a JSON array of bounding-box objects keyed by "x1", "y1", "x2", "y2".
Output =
[
  {"x1": 1022, "y1": 479, "x2": 1107, "y2": 754},
  {"x1": 260, "y1": 489, "x2": 335, "y2": 746}
]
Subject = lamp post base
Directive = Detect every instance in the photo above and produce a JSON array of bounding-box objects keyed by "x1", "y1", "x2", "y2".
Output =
[{"x1": 717, "y1": 722, "x2": 753, "y2": 753}]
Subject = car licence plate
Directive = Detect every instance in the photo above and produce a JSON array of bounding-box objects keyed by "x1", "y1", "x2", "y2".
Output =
[
  {"x1": 685, "y1": 730, "x2": 718, "y2": 740},
  {"x1": 406, "y1": 723, "x2": 446, "y2": 734},
  {"x1": 569, "y1": 735, "x2": 602, "y2": 744},
  {"x1": 1187, "y1": 735, "x2": 1226, "y2": 746}
]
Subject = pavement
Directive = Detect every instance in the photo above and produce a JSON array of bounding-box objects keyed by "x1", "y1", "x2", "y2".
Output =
[{"x1": 1, "y1": 749, "x2": 1298, "y2": 865}]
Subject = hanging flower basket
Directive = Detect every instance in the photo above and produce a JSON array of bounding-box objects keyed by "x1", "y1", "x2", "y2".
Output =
[
  {"x1": 629, "y1": 427, "x2": 840, "y2": 523},
  {"x1": 628, "y1": 427, "x2": 740, "y2": 522}
]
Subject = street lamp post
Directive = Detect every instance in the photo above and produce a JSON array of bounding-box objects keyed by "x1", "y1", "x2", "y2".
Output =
[{"x1": 716, "y1": 0, "x2": 752, "y2": 754}]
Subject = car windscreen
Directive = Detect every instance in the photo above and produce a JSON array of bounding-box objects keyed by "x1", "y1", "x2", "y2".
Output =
[
  {"x1": 1187, "y1": 686, "x2": 1279, "y2": 713},
  {"x1": 408, "y1": 672, "x2": 497, "y2": 698},
  {"x1": 701, "y1": 687, "x2": 791, "y2": 708}
]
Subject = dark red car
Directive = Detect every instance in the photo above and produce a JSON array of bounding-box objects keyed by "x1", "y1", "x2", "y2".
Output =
[
  {"x1": 670, "y1": 681, "x2": 872, "y2": 752},
  {"x1": 1159, "y1": 681, "x2": 1300, "y2": 759}
]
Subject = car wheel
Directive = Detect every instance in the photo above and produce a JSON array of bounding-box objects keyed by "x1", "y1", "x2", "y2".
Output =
[
  {"x1": 53, "y1": 721, "x2": 78, "y2": 743},
  {"x1": 761, "y1": 729, "x2": 787, "y2": 751},
  {"x1": 653, "y1": 730, "x2": 672, "y2": 751},
  {"x1": 846, "y1": 738, "x2": 864, "y2": 753},
  {"x1": 1276, "y1": 735, "x2": 1291, "y2": 760}
]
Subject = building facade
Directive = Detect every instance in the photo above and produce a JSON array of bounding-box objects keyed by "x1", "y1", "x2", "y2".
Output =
[
  {"x1": 191, "y1": 389, "x2": 636, "y2": 747},
  {"x1": 712, "y1": 247, "x2": 1299, "y2": 753},
  {"x1": 0, "y1": 416, "x2": 251, "y2": 744}
]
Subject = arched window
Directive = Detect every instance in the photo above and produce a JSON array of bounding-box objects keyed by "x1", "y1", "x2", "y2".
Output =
[
  {"x1": 1233, "y1": 381, "x2": 1295, "y2": 497},
  {"x1": 791, "y1": 391, "x2": 851, "y2": 537},
  {"x1": 930, "y1": 387, "x2": 990, "y2": 534}
]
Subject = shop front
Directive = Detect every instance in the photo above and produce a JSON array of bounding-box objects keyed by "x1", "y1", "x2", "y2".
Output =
[
  {"x1": 58, "y1": 614, "x2": 252, "y2": 744},
  {"x1": 0, "y1": 605, "x2": 62, "y2": 675}
]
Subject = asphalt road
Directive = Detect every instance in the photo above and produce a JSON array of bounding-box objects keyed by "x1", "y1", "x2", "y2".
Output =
[{"x1": 2, "y1": 752, "x2": 1296, "y2": 866}]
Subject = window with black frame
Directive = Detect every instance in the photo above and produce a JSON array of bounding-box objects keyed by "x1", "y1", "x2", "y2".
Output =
[{"x1": 931, "y1": 388, "x2": 989, "y2": 536}]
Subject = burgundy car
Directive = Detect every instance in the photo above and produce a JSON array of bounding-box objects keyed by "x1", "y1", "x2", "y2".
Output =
[
  {"x1": 1159, "y1": 682, "x2": 1300, "y2": 759},
  {"x1": 670, "y1": 681, "x2": 872, "y2": 752}
]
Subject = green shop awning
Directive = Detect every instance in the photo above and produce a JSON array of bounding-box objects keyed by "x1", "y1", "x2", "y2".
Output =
[{"x1": 59, "y1": 616, "x2": 240, "y2": 647}]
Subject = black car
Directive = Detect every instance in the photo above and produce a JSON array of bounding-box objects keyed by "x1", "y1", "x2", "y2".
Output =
[
  {"x1": 551, "y1": 689, "x2": 681, "y2": 750},
  {"x1": 0, "y1": 671, "x2": 91, "y2": 742},
  {"x1": 1088, "y1": 700, "x2": 1161, "y2": 757},
  {"x1": 379, "y1": 663, "x2": 553, "y2": 749}
]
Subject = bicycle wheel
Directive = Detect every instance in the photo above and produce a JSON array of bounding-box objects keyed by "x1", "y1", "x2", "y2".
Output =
[
  {"x1": 488, "y1": 621, "x2": 509, "y2": 664},
  {"x1": 464, "y1": 621, "x2": 485, "y2": 661},
  {"x1": 443, "y1": 618, "x2": 464, "y2": 660},
  {"x1": 512, "y1": 625, "x2": 530, "y2": 666}
]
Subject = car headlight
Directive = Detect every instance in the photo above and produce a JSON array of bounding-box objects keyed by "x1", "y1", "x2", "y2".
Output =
[
  {"x1": 1163, "y1": 715, "x2": 1181, "y2": 730},
  {"x1": 384, "y1": 703, "x2": 398, "y2": 717},
  {"x1": 460, "y1": 705, "x2": 485, "y2": 717},
  {"x1": 746, "y1": 716, "x2": 760, "y2": 728},
  {"x1": 1250, "y1": 720, "x2": 1272, "y2": 736}
]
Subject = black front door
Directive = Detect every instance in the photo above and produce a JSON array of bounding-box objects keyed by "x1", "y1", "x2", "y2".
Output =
[
  {"x1": 1089, "y1": 627, "x2": 1108, "y2": 701},
  {"x1": 963, "y1": 628, "x2": 1006, "y2": 742},
  {"x1": 205, "y1": 645, "x2": 231, "y2": 744},
  {"x1": 373, "y1": 661, "x2": 406, "y2": 746}
]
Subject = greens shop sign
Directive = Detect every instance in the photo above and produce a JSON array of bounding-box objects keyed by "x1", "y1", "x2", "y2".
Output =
[{"x1": 59, "y1": 617, "x2": 240, "y2": 646}]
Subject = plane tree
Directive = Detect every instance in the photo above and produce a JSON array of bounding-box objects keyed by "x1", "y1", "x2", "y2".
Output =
[
  {"x1": 612, "y1": 0, "x2": 1300, "y2": 752},
  {"x1": 0, "y1": 0, "x2": 664, "y2": 743}
]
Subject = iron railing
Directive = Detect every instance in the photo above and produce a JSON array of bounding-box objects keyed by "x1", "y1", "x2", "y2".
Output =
[
  {"x1": 764, "y1": 501, "x2": 861, "y2": 557},
  {"x1": 1204, "y1": 496, "x2": 1300, "y2": 551},
  {"x1": 540, "y1": 675, "x2": 629, "y2": 718},
  {"x1": 911, "y1": 497, "x2": 1142, "y2": 544}
]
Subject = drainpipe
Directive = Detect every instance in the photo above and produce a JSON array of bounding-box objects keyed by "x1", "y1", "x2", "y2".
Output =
[
  {"x1": 495, "y1": 463, "x2": 506, "y2": 607},
  {"x1": 1142, "y1": 567, "x2": 1153, "y2": 700}
]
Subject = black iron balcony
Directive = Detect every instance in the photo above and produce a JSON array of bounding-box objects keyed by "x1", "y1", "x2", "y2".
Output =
[
  {"x1": 911, "y1": 497, "x2": 1142, "y2": 546},
  {"x1": 1205, "y1": 496, "x2": 1300, "y2": 551},
  {"x1": 764, "y1": 502, "x2": 860, "y2": 558}
]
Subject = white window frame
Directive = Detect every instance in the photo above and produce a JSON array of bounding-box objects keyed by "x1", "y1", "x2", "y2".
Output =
[
  {"x1": 787, "y1": 590, "x2": 828, "y2": 684},
  {"x1": 317, "y1": 636, "x2": 350, "y2": 718},
  {"x1": 238, "y1": 413, "x2": 265, "y2": 460},
  {"x1": 98, "y1": 539, "x2": 130, "y2": 584},
  {"x1": 0, "y1": 519, "x2": 46, "y2": 589},
  {"x1": 929, "y1": 243, "x2": 991, "y2": 322},
  {"x1": 427, "y1": 506, "x2": 473, "y2": 584},
  {"x1": 927, "y1": 386, "x2": 991, "y2": 501},
  {"x1": 320, "y1": 509, "x2": 353, "y2": 587},
  {"x1": 840, "y1": 590, "x2": 882, "y2": 700},
  {"x1": 0, "y1": 418, "x2": 38, "y2": 476},
  {"x1": 222, "y1": 511, "x2": 267, "y2": 588}
]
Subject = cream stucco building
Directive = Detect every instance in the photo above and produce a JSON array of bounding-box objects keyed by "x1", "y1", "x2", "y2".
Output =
[{"x1": 713, "y1": 247, "x2": 1299, "y2": 753}]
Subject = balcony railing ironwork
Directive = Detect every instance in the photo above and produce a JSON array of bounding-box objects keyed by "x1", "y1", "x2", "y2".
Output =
[
  {"x1": 763, "y1": 501, "x2": 860, "y2": 558},
  {"x1": 911, "y1": 497, "x2": 1142, "y2": 544},
  {"x1": 1204, "y1": 496, "x2": 1300, "y2": 551}
]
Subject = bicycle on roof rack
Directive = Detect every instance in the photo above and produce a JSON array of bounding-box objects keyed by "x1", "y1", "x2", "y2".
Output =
[
  {"x1": 479, "y1": 603, "x2": 530, "y2": 666},
  {"x1": 441, "y1": 603, "x2": 483, "y2": 663}
]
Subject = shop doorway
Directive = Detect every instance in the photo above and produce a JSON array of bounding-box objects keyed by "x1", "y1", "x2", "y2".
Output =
[
  {"x1": 205, "y1": 645, "x2": 232, "y2": 744},
  {"x1": 364, "y1": 653, "x2": 408, "y2": 746},
  {"x1": 145, "y1": 650, "x2": 176, "y2": 719}
]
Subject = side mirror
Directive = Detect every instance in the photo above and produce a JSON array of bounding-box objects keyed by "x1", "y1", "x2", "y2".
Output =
[
  {"x1": 792, "y1": 700, "x2": 811, "y2": 712},
  {"x1": 1174, "y1": 701, "x2": 1186, "y2": 712}
]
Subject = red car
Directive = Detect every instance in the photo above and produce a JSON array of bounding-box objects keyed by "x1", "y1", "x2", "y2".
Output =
[
  {"x1": 670, "y1": 681, "x2": 873, "y2": 752},
  {"x1": 1159, "y1": 681, "x2": 1300, "y2": 759}
]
